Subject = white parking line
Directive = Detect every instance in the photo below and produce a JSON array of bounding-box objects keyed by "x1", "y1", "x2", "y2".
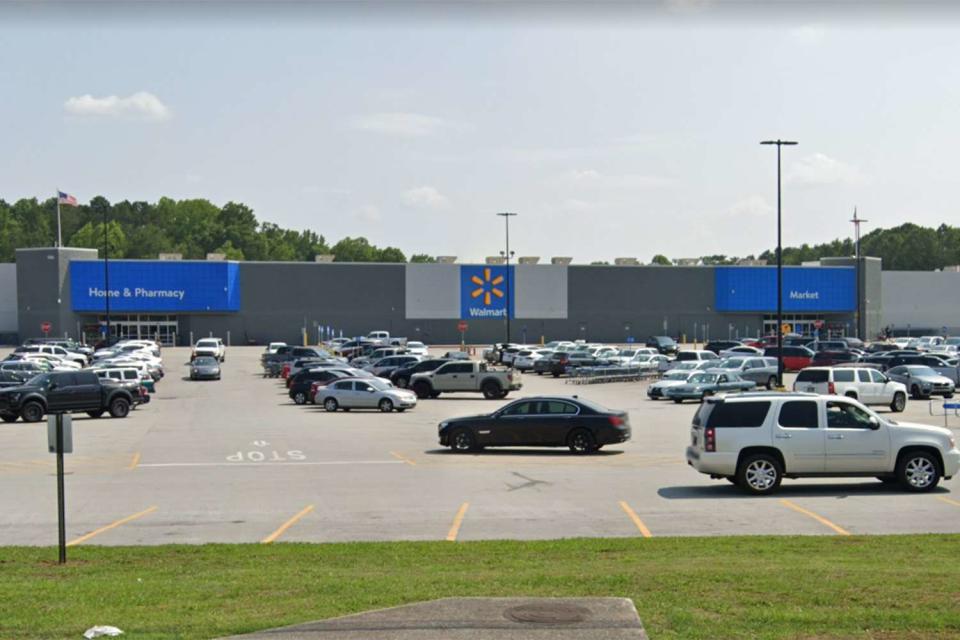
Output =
[{"x1": 138, "y1": 460, "x2": 405, "y2": 468}]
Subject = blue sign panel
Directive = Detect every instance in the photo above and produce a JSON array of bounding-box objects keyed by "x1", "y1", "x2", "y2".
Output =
[
  {"x1": 460, "y1": 265, "x2": 514, "y2": 320},
  {"x1": 714, "y1": 266, "x2": 855, "y2": 312},
  {"x1": 70, "y1": 261, "x2": 241, "y2": 312}
]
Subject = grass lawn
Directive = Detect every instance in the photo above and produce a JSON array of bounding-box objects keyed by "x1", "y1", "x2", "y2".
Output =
[{"x1": 1, "y1": 535, "x2": 958, "y2": 639}]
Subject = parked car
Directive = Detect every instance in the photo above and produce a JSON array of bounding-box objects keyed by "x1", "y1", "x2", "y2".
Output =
[
  {"x1": 0, "y1": 371, "x2": 136, "y2": 423},
  {"x1": 14, "y1": 344, "x2": 88, "y2": 366},
  {"x1": 0, "y1": 370, "x2": 28, "y2": 389},
  {"x1": 663, "y1": 371, "x2": 756, "y2": 403},
  {"x1": 612, "y1": 348, "x2": 658, "y2": 366},
  {"x1": 192, "y1": 338, "x2": 225, "y2": 362},
  {"x1": 810, "y1": 350, "x2": 860, "y2": 367},
  {"x1": 265, "y1": 342, "x2": 287, "y2": 355},
  {"x1": 794, "y1": 367, "x2": 907, "y2": 411},
  {"x1": 805, "y1": 340, "x2": 851, "y2": 353},
  {"x1": 685, "y1": 392, "x2": 960, "y2": 494},
  {"x1": 513, "y1": 349, "x2": 552, "y2": 372},
  {"x1": 704, "y1": 340, "x2": 743, "y2": 355},
  {"x1": 405, "y1": 341, "x2": 429, "y2": 357},
  {"x1": 718, "y1": 345, "x2": 763, "y2": 358},
  {"x1": 647, "y1": 369, "x2": 699, "y2": 400},
  {"x1": 0, "y1": 359, "x2": 51, "y2": 376},
  {"x1": 438, "y1": 396, "x2": 630, "y2": 454},
  {"x1": 364, "y1": 355, "x2": 421, "y2": 378},
  {"x1": 646, "y1": 336, "x2": 679, "y2": 355},
  {"x1": 189, "y1": 356, "x2": 222, "y2": 381},
  {"x1": 390, "y1": 359, "x2": 450, "y2": 388},
  {"x1": 673, "y1": 350, "x2": 720, "y2": 365},
  {"x1": 94, "y1": 367, "x2": 156, "y2": 393},
  {"x1": 886, "y1": 365, "x2": 956, "y2": 399},
  {"x1": 410, "y1": 361, "x2": 521, "y2": 400},
  {"x1": 317, "y1": 377, "x2": 417, "y2": 413},
  {"x1": 288, "y1": 369, "x2": 349, "y2": 404},
  {"x1": 713, "y1": 357, "x2": 779, "y2": 389},
  {"x1": 763, "y1": 346, "x2": 815, "y2": 371}
]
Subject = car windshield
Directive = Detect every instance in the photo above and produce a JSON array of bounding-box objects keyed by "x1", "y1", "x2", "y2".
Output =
[
  {"x1": 906, "y1": 366, "x2": 938, "y2": 377},
  {"x1": 690, "y1": 373, "x2": 718, "y2": 383},
  {"x1": 407, "y1": 342, "x2": 425, "y2": 349},
  {"x1": 619, "y1": 350, "x2": 635, "y2": 357},
  {"x1": 197, "y1": 341, "x2": 217, "y2": 348},
  {"x1": 654, "y1": 337, "x2": 675, "y2": 345},
  {"x1": 715, "y1": 359, "x2": 743, "y2": 369},
  {"x1": 194, "y1": 357, "x2": 218, "y2": 366}
]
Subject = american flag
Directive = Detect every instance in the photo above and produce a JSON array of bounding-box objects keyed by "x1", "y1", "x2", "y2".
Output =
[{"x1": 57, "y1": 191, "x2": 78, "y2": 206}]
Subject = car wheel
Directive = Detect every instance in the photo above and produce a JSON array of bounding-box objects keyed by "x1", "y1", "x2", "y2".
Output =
[
  {"x1": 567, "y1": 428, "x2": 597, "y2": 455},
  {"x1": 396, "y1": 408, "x2": 406, "y2": 413},
  {"x1": 890, "y1": 392, "x2": 906, "y2": 413},
  {"x1": 86, "y1": 410, "x2": 104, "y2": 419},
  {"x1": 20, "y1": 402, "x2": 44, "y2": 423},
  {"x1": 109, "y1": 398, "x2": 130, "y2": 418},
  {"x1": 536, "y1": 371, "x2": 542, "y2": 376},
  {"x1": 293, "y1": 392, "x2": 307, "y2": 405},
  {"x1": 725, "y1": 477, "x2": 739, "y2": 486},
  {"x1": 413, "y1": 382, "x2": 432, "y2": 399},
  {"x1": 672, "y1": 398, "x2": 683, "y2": 404},
  {"x1": 911, "y1": 385, "x2": 923, "y2": 400},
  {"x1": 766, "y1": 376, "x2": 777, "y2": 390},
  {"x1": 498, "y1": 390, "x2": 509, "y2": 399},
  {"x1": 1, "y1": 413, "x2": 17, "y2": 423},
  {"x1": 736, "y1": 453, "x2": 782, "y2": 495},
  {"x1": 897, "y1": 450, "x2": 941, "y2": 492},
  {"x1": 395, "y1": 377, "x2": 408, "y2": 388},
  {"x1": 379, "y1": 398, "x2": 394, "y2": 412},
  {"x1": 482, "y1": 381, "x2": 502, "y2": 399},
  {"x1": 945, "y1": 393, "x2": 955, "y2": 399},
  {"x1": 552, "y1": 372, "x2": 560, "y2": 378},
  {"x1": 429, "y1": 391, "x2": 441, "y2": 399},
  {"x1": 450, "y1": 428, "x2": 476, "y2": 452},
  {"x1": 323, "y1": 398, "x2": 338, "y2": 412}
]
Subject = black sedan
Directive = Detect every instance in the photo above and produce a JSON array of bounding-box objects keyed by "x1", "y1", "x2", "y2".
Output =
[{"x1": 438, "y1": 396, "x2": 630, "y2": 454}]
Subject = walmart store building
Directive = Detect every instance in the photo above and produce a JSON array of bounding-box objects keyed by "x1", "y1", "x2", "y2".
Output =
[{"x1": 2, "y1": 246, "x2": 926, "y2": 347}]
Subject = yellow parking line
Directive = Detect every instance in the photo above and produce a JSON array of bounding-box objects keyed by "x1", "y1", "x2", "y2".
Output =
[
  {"x1": 780, "y1": 499, "x2": 850, "y2": 536},
  {"x1": 128, "y1": 452, "x2": 141, "y2": 471},
  {"x1": 618, "y1": 501, "x2": 653, "y2": 538},
  {"x1": 389, "y1": 451, "x2": 416, "y2": 466},
  {"x1": 261, "y1": 505, "x2": 314, "y2": 544},
  {"x1": 446, "y1": 502, "x2": 469, "y2": 542},
  {"x1": 937, "y1": 496, "x2": 960, "y2": 508},
  {"x1": 67, "y1": 506, "x2": 158, "y2": 546}
]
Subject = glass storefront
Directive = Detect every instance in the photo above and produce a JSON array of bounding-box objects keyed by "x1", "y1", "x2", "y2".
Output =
[{"x1": 83, "y1": 314, "x2": 178, "y2": 346}]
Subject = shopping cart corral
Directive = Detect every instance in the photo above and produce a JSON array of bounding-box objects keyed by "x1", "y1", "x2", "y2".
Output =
[{"x1": 565, "y1": 365, "x2": 661, "y2": 384}]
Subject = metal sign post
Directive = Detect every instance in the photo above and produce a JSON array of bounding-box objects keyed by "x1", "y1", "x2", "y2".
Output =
[{"x1": 48, "y1": 414, "x2": 73, "y2": 564}]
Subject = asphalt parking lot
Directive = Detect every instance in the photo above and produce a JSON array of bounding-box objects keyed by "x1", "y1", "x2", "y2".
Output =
[{"x1": 1, "y1": 346, "x2": 959, "y2": 546}]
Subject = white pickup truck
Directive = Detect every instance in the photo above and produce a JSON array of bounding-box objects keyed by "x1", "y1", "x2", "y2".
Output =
[
  {"x1": 367, "y1": 331, "x2": 407, "y2": 346},
  {"x1": 686, "y1": 392, "x2": 959, "y2": 494},
  {"x1": 409, "y1": 361, "x2": 521, "y2": 400}
]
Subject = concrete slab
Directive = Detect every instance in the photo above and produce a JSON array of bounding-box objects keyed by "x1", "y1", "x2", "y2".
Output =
[{"x1": 219, "y1": 597, "x2": 647, "y2": 639}]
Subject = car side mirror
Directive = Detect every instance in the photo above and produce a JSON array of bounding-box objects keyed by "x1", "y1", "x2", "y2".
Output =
[
  {"x1": 868, "y1": 416, "x2": 880, "y2": 430},
  {"x1": 368, "y1": 388, "x2": 375, "y2": 393}
]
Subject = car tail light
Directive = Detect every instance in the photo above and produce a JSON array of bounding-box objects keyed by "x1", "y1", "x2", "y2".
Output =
[
  {"x1": 139, "y1": 386, "x2": 148, "y2": 398},
  {"x1": 828, "y1": 382, "x2": 835, "y2": 394},
  {"x1": 704, "y1": 426, "x2": 716, "y2": 452},
  {"x1": 507, "y1": 373, "x2": 513, "y2": 381},
  {"x1": 608, "y1": 415, "x2": 624, "y2": 427}
]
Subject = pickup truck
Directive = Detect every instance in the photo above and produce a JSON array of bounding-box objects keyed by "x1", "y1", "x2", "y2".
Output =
[
  {"x1": 409, "y1": 361, "x2": 521, "y2": 400},
  {"x1": 0, "y1": 370, "x2": 137, "y2": 423},
  {"x1": 367, "y1": 331, "x2": 407, "y2": 347}
]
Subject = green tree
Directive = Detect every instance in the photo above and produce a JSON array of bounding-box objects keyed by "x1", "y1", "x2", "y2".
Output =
[
  {"x1": 213, "y1": 240, "x2": 245, "y2": 260},
  {"x1": 410, "y1": 254, "x2": 436, "y2": 263},
  {"x1": 68, "y1": 221, "x2": 128, "y2": 258},
  {"x1": 650, "y1": 254, "x2": 671, "y2": 266},
  {"x1": 376, "y1": 247, "x2": 406, "y2": 262},
  {"x1": 332, "y1": 237, "x2": 377, "y2": 262}
]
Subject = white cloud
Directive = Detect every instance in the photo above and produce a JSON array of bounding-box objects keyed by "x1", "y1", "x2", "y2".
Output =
[
  {"x1": 356, "y1": 205, "x2": 381, "y2": 223},
  {"x1": 349, "y1": 112, "x2": 458, "y2": 137},
  {"x1": 402, "y1": 186, "x2": 450, "y2": 209},
  {"x1": 64, "y1": 91, "x2": 171, "y2": 121},
  {"x1": 726, "y1": 195, "x2": 773, "y2": 219},
  {"x1": 786, "y1": 153, "x2": 867, "y2": 186},
  {"x1": 564, "y1": 168, "x2": 674, "y2": 190}
]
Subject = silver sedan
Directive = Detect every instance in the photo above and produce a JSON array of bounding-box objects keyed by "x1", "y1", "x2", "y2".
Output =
[{"x1": 317, "y1": 377, "x2": 417, "y2": 413}]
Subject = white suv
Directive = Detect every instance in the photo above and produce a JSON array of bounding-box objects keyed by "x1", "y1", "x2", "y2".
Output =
[
  {"x1": 686, "y1": 392, "x2": 959, "y2": 494},
  {"x1": 192, "y1": 338, "x2": 225, "y2": 362},
  {"x1": 793, "y1": 367, "x2": 907, "y2": 412}
]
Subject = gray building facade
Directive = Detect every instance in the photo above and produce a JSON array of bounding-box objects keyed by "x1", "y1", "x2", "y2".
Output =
[{"x1": 8, "y1": 247, "x2": 876, "y2": 346}]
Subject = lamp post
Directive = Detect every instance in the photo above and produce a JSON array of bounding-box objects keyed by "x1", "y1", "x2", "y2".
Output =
[
  {"x1": 496, "y1": 212, "x2": 517, "y2": 344},
  {"x1": 103, "y1": 208, "x2": 111, "y2": 346},
  {"x1": 850, "y1": 208, "x2": 868, "y2": 340},
  {"x1": 760, "y1": 139, "x2": 798, "y2": 388}
]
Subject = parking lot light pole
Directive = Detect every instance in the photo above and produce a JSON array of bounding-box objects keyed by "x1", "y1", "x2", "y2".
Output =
[
  {"x1": 760, "y1": 139, "x2": 798, "y2": 388},
  {"x1": 850, "y1": 208, "x2": 868, "y2": 340},
  {"x1": 103, "y1": 206, "x2": 111, "y2": 346},
  {"x1": 497, "y1": 212, "x2": 517, "y2": 345}
]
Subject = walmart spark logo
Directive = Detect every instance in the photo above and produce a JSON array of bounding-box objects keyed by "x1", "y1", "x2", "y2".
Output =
[
  {"x1": 460, "y1": 265, "x2": 511, "y2": 319},
  {"x1": 470, "y1": 268, "x2": 504, "y2": 306}
]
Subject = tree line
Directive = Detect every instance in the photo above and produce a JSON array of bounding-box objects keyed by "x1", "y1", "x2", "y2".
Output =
[{"x1": 0, "y1": 195, "x2": 437, "y2": 263}]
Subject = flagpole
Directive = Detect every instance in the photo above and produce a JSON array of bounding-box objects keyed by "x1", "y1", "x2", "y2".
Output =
[{"x1": 56, "y1": 190, "x2": 62, "y2": 247}]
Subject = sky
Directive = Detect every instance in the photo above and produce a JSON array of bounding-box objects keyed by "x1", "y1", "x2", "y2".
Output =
[{"x1": 2, "y1": 1, "x2": 960, "y2": 263}]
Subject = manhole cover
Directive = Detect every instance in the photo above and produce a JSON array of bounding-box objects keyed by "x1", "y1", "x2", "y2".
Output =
[{"x1": 504, "y1": 603, "x2": 591, "y2": 624}]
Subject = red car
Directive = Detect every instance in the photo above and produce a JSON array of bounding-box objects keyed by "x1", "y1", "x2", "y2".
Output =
[{"x1": 763, "y1": 346, "x2": 815, "y2": 371}]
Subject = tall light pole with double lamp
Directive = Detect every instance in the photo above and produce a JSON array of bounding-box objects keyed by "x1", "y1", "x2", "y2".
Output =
[
  {"x1": 497, "y1": 212, "x2": 517, "y2": 344},
  {"x1": 760, "y1": 139, "x2": 798, "y2": 388},
  {"x1": 850, "y1": 208, "x2": 868, "y2": 340}
]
